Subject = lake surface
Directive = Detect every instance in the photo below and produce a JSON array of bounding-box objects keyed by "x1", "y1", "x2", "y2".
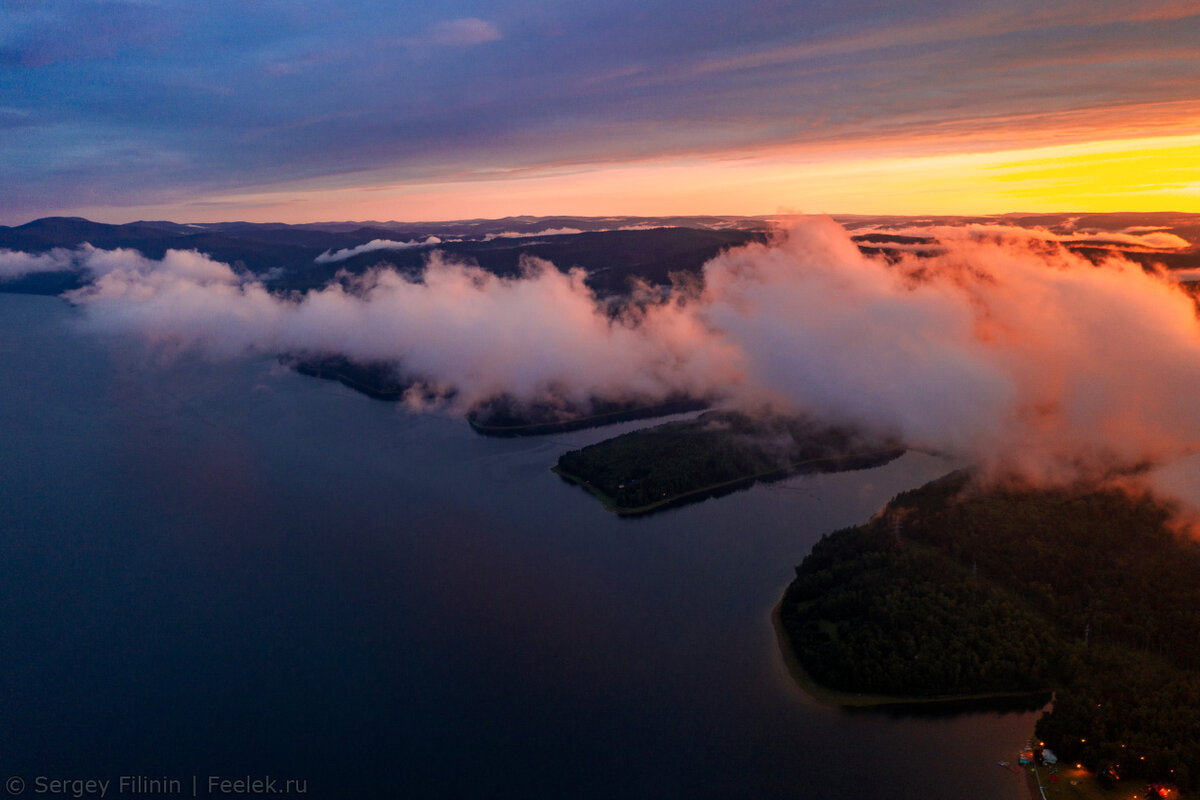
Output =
[{"x1": 0, "y1": 294, "x2": 1039, "y2": 799}]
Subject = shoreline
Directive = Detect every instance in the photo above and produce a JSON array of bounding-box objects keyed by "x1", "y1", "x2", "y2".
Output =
[{"x1": 770, "y1": 601, "x2": 1052, "y2": 709}]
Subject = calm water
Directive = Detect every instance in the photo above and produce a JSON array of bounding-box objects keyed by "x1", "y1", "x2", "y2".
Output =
[{"x1": 0, "y1": 294, "x2": 1039, "y2": 799}]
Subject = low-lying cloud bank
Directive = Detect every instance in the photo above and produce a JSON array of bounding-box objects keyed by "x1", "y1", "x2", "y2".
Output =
[
  {"x1": 0, "y1": 247, "x2": 76, "y2": 279},
  {"x1": 481, "y1": 227, "x2": 585, "y2": 241},
  {"x1": 1, "y1": 243, "x2": 261, "y2": 283},
  {"x1": 859, "y1": 223, "x2": 1193, "y2": 252},
  {"x1": 45, "y1": 218, "x2": 1200, "y2": 518},
  {"x1": 314, "y1": 237, "x2": 443, "y2": 263}
]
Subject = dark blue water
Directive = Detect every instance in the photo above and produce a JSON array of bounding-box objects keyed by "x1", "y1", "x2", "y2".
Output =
[{"x1": 0, "y1": 294, "x2": 1038, "y2": 799}]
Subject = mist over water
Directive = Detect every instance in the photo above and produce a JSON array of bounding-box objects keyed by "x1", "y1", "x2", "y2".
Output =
[
  {"x1": 29, "y1": 216, "x2": 1200, "y2": 519},
  {"x1": 0, "y1": 294, "x2": 1035, "y2": 799}
]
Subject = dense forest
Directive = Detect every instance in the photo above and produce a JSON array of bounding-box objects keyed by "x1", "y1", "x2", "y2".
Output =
[
  {"x1": 783, "y1": 522, "x2": 1057, "y2": 696},
  {"x1": 555, "y1": 410, "x2": 904, "y2": 514},
  {"x1": 780, "y1": 471, "x2": 1200, "y2": 788}
]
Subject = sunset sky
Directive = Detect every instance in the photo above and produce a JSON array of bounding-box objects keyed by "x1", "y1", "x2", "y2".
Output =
[{"x1": 3, "y1": 0, "x2": 1199, "y2": 223}]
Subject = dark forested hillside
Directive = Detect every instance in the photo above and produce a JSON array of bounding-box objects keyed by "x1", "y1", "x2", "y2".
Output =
[
  {"x1": 0, "y1": 217, "x2": 766, "y2": 297},
  {"x1": 780, "y1": 472, "x2": 1200, "y2": 788},
  {"x1": 782, "y1": 522, "x2": 1057, "y2": 697}
]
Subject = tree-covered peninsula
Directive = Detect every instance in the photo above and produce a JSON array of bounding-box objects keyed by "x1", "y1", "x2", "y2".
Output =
[
  {"x1": 780, "y1": 471, "x2": 1200, "y2": 789},
  {"x1": 282, "y1": 353, "x2": 708, "y2": 434}
]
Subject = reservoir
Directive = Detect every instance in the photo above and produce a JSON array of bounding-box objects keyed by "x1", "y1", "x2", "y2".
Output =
[{"x1": 0, "y1": 294, "x2": 1037, "y2": 799}]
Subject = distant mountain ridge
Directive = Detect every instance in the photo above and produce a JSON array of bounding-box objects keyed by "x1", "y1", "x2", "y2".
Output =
[
  {"x1": 2, "y1": 212, "x2": 1197, "y2": 297},
  {"x1": 0, "y1": 215, "x2": 773, "y2": 296}
]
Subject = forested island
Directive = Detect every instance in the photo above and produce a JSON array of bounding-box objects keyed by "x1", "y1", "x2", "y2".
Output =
[
  {"x1": 554, "y1": 410, "x2": 904, "y2": 515},
  {"x1": 780, "y1": 471, "x2": 1200, "y2": 790}
]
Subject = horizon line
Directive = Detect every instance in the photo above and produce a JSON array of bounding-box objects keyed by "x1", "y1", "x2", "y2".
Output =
[{"x1": 8, "y1": 209, "x2": 1200, "y2": 229}]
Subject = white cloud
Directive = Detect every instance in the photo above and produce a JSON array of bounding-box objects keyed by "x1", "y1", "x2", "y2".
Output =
[
  {"x1": 314, "y1": 237, "x2": 442, "y2": 263},
  {"x1": 0, "y1": 247, "x2": 76, "y2": 280},
  {"x1": 481, "y1": 228, "x2": 584, "y2": 241},
  {"x1": 51, "y1": 218, "x2": 1200, "y2": 518}
]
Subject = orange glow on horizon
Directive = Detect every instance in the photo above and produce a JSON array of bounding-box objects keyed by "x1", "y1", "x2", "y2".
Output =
[{"x1": 56, "y1": 133, "x2": 1200, "y2": 225}]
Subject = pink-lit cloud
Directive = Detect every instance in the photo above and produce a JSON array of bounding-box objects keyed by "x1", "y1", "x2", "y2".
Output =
[
  {"x1": 53, "y1": 218, "x2": 1200, "y2": 516},
  {"x1": 7, "y1": 1, "x2": 1200, "y2": 223},
  {"x1": 856, "y1": 223, "x2": 1193, "y2": 252}
]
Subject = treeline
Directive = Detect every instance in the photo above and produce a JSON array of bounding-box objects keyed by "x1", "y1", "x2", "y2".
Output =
[
  {"x1": 555, "y1": 410, "x2": 904, "y2": 513},
  {"x1": 780, "y1": 471, "x2": 1200, "y2": 788}
]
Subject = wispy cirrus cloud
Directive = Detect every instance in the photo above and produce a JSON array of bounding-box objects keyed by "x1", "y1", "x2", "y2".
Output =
[
  {"x1": 429, "y1": 17, "x2": 501, "y2": 47},
  {"x1": 3, "y1": 0, "x2": 1199, "y2": 221}
]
